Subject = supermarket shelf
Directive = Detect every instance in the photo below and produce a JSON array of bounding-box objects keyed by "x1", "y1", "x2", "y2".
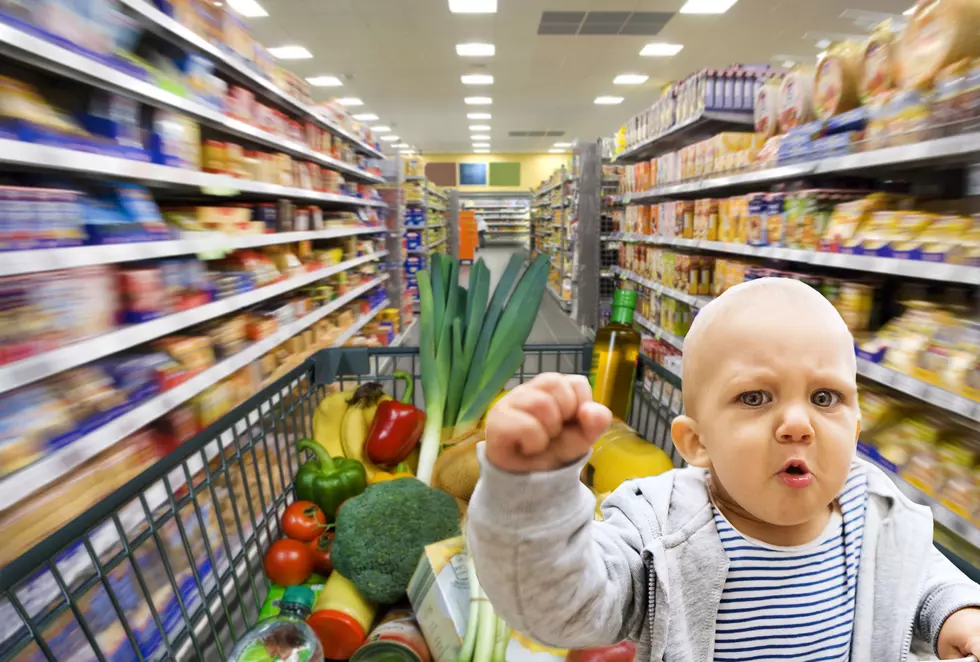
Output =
[
  {"x1": 0, "y1": 275, "x2": 389, "y2": 514},
  {"x1": 857, "y1": 449, "x2": 980, "y2": 550},
  {"x1": 0, "y1": 139, "x2": 387, "y2": 207},
  {"x1": 487, "y1": 221, "x2": 530, "y2": 227},
  {"x1": 0, "y1": 226, "x2": 386, "y2": 277},
  {"x1": 404, "y1": 223, "x2": 446, "y2": 231},
  {"x1": 333, "y1": 299, "x2": 390, "y2": 347},
  {"x1": 546, "y1": 283, "x2": 571, "y2": 310},
  {"x1": 614, "y1": 130, "x2": 980, "y2": 203},
  {"x1": 606, "y1": 233, "x2": 980, "y2": 286},
  {"x1": 614, "y1": 110, "x2": 754, "y2": 164},
  {"x1": 0, "y1": 251, "x2": 388, "y2": 395},
  {"x1": 611, "y1": 266, "x2": 712, "y2": 308},
  {"x1": 117, "y1": 0, "x2": 384, "y2": 159},
  {"x1": 427, "y1": 187, "x2": 448, "y2": 201},
  {"x1": 407, "y1": 238, "x2": 447, "y2": 254},
  {"x1": 536, "y1": 179, "x2": 566, "y2": 196},
  {"x1": 634, "y1": 313, "x2": 685, "y2": 351},
  {"x1": 0, "y1": 23, "x2": 384, "y2": 185},
  {"x1": 856, "y1": 358, "x2": 980, "y2": 422}
]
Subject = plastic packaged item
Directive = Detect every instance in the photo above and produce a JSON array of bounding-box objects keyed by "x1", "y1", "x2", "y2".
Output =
[
  {"x1": 229, "y1": 585, "x2": 325, "y2": 662},
  {"x1": 861, "y1": 21, "x2": 898, "y2": 104},
  {"x1": 307, "y1": 571, "x2": 378, "y2": 661},
  {"x1": 814, "y1": 42, "x2": 863, "y2": 121},
  {"x1": 149, "y1": 109, "x2": 201, "y2": 169},
  {"x1": 754, "y1": 76, "x2": 781, "y2": 138},
  {"x1": 899, "y1": 0, "x2": 980, "y2": 90},
  {"x1": 778, "y1": 66, "x2": 815, "y2": 132}
]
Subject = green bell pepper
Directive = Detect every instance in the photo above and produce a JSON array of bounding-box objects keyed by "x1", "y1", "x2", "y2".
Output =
[{"x1": 295, "y1": 440, "x2": 367, "y2": 519}]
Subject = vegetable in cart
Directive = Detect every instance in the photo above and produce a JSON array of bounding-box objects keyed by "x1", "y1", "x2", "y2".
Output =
[
  {"x1": 331, "y1": 478, "x2": 460, "y2": 603},
  {"x1": 416, "y1": 253, "x2": 549, "y2": 484},
  {"x1": 295, "y1": 439, "x2": 368, "y2": 519},
  {"x1": 365, "y1": 371, "x2": 426, "y2": 465}
]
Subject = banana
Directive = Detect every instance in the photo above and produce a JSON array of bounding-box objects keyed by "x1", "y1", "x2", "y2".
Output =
[
  {"x1": 313, "y1": 388, "x2": 356, "y2": 458},
  {"x1": 341, "y1": 405, "x2": 383, "y2": 479}
]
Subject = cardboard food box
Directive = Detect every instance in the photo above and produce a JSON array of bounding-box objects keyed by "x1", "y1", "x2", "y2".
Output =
[{"x1": 408, "y1": 537, "x2": 569, "y2": 662}]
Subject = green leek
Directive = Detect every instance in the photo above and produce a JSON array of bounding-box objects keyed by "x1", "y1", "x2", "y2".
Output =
[{"x1": 415, "y1": 253, "x2": 549, "y2": 485}]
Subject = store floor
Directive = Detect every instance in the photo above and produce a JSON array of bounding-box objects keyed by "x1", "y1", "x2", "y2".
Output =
[{"x1": 400, "y1": 246, "x2": 584, "y2": 346}]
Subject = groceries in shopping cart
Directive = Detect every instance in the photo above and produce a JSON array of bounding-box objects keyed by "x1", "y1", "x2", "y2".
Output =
[
  {"x1": 295, "y1": 439, "x2": 368, "y2": 520},
  {"x1": 228, "y1": 585, "x2": 325, "y2": 662}
]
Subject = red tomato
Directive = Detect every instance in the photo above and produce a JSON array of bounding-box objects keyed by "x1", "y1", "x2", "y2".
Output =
[
  {"x1": 282, "y1": 501, "x2": 326, "y2": 542},
  {"x1": 565, "y1": 641, "x2": 636, "y2": 662},
  {"x1": 264, "y1": 539, "x2": 313, "y2": 586},
  {"x1": 308, "y1": 530, "x2": 334, "y2": 575}
]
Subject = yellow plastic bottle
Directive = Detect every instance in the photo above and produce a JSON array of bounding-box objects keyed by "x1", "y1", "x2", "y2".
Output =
[{"x1": 589, "y1": 289, "x2": 641, "y2": 421}]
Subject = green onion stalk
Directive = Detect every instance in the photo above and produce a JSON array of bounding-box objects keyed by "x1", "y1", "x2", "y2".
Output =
[{"x1": 416, "y1": 253, "x2": 549, "y2": 485}]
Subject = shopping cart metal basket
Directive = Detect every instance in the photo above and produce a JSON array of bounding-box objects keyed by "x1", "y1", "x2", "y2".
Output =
[{"x1": 0, "y1": 345, "x2": 682, "y2": 662}]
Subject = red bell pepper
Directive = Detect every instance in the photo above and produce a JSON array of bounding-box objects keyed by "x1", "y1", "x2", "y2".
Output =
[{"x1": 364, "y1": 371, "x2": 425, "y2": 465}]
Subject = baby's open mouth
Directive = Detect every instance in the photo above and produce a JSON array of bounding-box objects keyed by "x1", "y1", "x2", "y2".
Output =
[{"x1": 778, "y1": 461, "x2": 813, "y2": 488}]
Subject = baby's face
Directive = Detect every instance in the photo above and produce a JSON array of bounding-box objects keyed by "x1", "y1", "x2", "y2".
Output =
[{"x1": 688, "y1": 292, "x2": 860, "y2": 528}]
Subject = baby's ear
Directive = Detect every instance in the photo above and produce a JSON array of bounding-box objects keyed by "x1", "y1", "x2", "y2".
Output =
[{"x1": 671, "y1": 416, "x2": 711, "y2": 468}]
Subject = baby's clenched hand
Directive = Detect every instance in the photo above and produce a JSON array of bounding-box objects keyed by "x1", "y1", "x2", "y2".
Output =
[{"x1": 485, "y1": 373, "x2": 612, "y2": 473}]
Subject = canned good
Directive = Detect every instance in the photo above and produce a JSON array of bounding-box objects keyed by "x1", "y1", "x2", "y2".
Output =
[{"x1": 351, "y1": 610, "x2": 431, "y2": 662}]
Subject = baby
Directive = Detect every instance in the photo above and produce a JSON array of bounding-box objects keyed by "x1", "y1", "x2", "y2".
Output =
[{"x1": 468, "y1": 277, "x2": 980, "y2": 661}]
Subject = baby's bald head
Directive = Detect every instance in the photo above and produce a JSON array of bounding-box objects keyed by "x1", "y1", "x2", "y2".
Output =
[{"x1": 681, "y1": 277, "x2": 856, "y2": 418}]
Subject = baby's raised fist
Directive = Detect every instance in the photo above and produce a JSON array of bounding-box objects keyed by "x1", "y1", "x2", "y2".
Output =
[{"x1": 484, "y1": 373, "x2": 612, "y2": 474}]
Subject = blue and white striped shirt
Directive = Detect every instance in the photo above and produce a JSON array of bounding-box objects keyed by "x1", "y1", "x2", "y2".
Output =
[{"x1": 711, "y1": 464, "x2": 868, "y2": 662}]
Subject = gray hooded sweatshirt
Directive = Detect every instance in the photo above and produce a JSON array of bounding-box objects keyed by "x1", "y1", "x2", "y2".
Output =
[{"x1": 467, "y1": 448, "x2": 980, "y2": 661}]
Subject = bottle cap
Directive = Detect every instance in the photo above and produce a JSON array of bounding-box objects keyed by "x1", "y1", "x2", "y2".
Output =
[
  {"x1": 282, "y1": 585, "x2": 315, "y2": 611},
  {"x1": 307, "y1": 609, "x2": 368, "y2": 659},
  {"x1": 612, "y1": 289, "x2": 637, "y2": 309}
]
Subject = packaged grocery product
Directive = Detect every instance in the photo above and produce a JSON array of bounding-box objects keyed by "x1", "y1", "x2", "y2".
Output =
[
  {"x1": 894, "y1": 214, "x2": 973, "y2": 261},
  {"x1": 886, "y1": 89, "x2": 935, "y2": 145},
  {"x1": 898, "y1": 0, "x2": 980, "y2": 91},
  {"x1": 860, "y1": 21, "x2": 898, "y2": 104},
  {"x1": 820, "y1": 192, "x2": 895, "y2": 249},
  {"x1": 815, "y1": 42, "x2": 863, "y2": 121},
  {"x1": 754, "y1": 75, "x2": 781, "y2": 138},
  {"x1": 149, "y1": 109, "x2": 201, "y2": 169},
  {"x1": 778, "y1": 66, "x2": 815, "y2": 132},
  {"x1": 745, "y1": 193, "x2": 768, "y2": 246},
  {"x1": 932, "y1": 59, "x2": 970, "y2": 130}
]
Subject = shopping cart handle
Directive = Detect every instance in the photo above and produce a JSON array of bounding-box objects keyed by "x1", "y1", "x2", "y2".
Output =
[{"x1": 313, "y1": 347, "x2": 373, "y2": 384}]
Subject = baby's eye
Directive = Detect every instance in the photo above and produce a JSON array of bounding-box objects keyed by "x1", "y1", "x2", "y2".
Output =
[
  {"x1": 737, "y1": 391, "x2": 772, "y2": 407},
  {"x1": 811, "y1": 389, "x2": 842, "y2": 407}
]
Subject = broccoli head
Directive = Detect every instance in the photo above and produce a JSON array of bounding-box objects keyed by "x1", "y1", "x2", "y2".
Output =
[{"x1": 331, "y1": 478, "x2": 460, "y2": 603}]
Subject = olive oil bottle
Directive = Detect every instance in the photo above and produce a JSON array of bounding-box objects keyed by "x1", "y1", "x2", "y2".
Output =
[{"x1": 589, "y1": 289, "x2": 641, "y2": 421}]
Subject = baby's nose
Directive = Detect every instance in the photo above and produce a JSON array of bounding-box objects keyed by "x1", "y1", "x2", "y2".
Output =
[{"x1": 776, "y1": 405, "x2": 815, "y2": 443}]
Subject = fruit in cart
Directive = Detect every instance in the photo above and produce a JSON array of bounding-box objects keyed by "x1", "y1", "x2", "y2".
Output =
[
  {"x1": 341, "y1": 388, "x2": 390, "y2": 480},
  {"x1": 264, "y1": 539, "x2": 315, "y2": 586},
  {"x1": 368, "y1": 462, "x2": 415, "y2": 484},
  {"x1": 295, "y1": 440, "x2": 368, "y2": 520},
  {"x1": 365, "y1": 371, "x2": 426, "y2": 465},
  {"x1": 331, "y1": 478, "x2": 460, "y2": 603},
  {"x1": 313, "y1": 387, "x2": 357, "y2": 459},
  {"x1": 416, "y1": 254, "x2": 550, "y2": 485},
  {"x1": 580, "y1": 421, "x2": 674, "y2": 494},
  {"x1": 282, "y1": 501, "x2": 327, "y2": 542},
  {"x1": 308, "y1": 530, "x2": 335, "y2": 576},
  {"x1": 431, "y1": 429, "x2": 482, "y2": 506}
]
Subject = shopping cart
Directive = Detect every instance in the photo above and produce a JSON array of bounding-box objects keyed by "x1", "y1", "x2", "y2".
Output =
[{"x1": 0, "y1": 345, "x2": 681, "y2": 662}]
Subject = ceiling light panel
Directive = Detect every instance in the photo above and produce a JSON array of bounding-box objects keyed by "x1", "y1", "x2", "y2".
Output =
[
  {"x1": 474, "y1": 149, "x2": 490, "y2": 154},
  {"x1": 548, "y1": 148, "x2": 566, "y2": 153},
  {"x1": 394, "y1": 143, "x2": 409, "y2": 148},
  {"x1": 903, "y1": 5, "x2": 915, "y2": 14},
  {"x1": 553, "y1": 142, "x2": 573, "y2": 147},
  {"x1": 449, "y1": 0, "x2": 497, "y2": 13},
  {"x1": 471, "y1": 134, "x2": 490, "y2": 140},
  {"x1": 306, "y1": 76, "x2": 343, "y2": 87},
  {"x1": 467, "y1": 112, "x2": 491, "y2": 120},
  {"x1": 456, "y1": 43, "x2": 495, "y2": 57},
  {"x1": 465, "y1": 97, "x2": 492, "y2": 105},
  {"x1": 268, "y1": 46, "x2": 313, "y2": 60},
  {"x1": 679, "y1": 0, "x2": 738, "y2": 13},
  {"x1": 461, "y1": 74, "x2": 494, "y2": 85},
  {"x1": 472, "y1": 142, "x2": 490, "y2": 148},
  {"x1": 594, "y1": 96, "x2": 624, "y2": 105},
  {"x1": 352, "y1": 113, "x2": 378, "y2": 121},
  {"x1": 336, "y1": 97, "x2": 363, "y2": 106},
  {"x1": 372, "y1": 126, "x2": 391, "y2": 132},
  {"x1": 469, "y1": 125, "x2": 491, "y2": 131},
  {"x1": 639, "y1": 42, "x2": 683, "y2": 56},
  {"x1": 381, "y1": 135, "x2": 400, "y2": 141},
  {"x1": 614, "y1": 74, "x2": 649, "y2": 85},
  {"x1": 228, "y1": 0, "x2": 268, "y2": 17}
]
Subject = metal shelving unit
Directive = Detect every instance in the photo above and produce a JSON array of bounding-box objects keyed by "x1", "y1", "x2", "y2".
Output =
[
  {"x1": 461, "y1": 191, "x2": 531, "y2": 248},
  {"x1": 532, "y1": 169, "x2": 572, "y2": 311}
]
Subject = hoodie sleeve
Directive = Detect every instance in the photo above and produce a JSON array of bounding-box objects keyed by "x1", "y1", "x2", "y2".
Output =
[
  {"x1": 915, "y1": 545, "x2": 980, "y2": 653},
  {"x1": 466, "y1": 443, "x2": 652, "y2": 649}
]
